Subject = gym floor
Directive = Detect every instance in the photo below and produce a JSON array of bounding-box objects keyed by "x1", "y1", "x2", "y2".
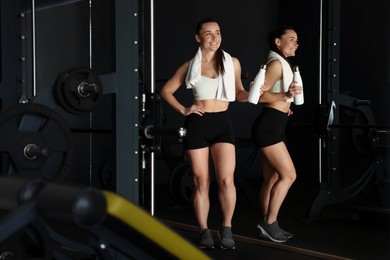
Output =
[{"x1": 154, "y1": 179, "x2": 390, "y2": 260}]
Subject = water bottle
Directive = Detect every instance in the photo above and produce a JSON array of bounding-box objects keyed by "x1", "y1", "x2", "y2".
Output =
[
  {"x1": 248, "y1": 64, "x2": 266, "y2": 104},
  {"x1": 292, "y1": 66, "x2": 304, "y2": 105}
]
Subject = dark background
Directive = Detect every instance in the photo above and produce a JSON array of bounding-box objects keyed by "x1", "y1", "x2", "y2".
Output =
[{"x1": 0, "y1": 0, "x2": 389, "y2": 258}]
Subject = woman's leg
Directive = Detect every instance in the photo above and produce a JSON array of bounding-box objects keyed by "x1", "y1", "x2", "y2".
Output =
[
  {"x1": 210, "y1": 142, "x2": 236, "y2": 249},
  {"x1": 259, "y1": 154, "x2": 279, "y2": 219},
  {"x1": 186, "y1": 147, "x2": 211, "y2": 232},
  {"x1": 261, "y1": 141, "x2": 296, "y2": 224},
  {"x1": 210, "y1": 142, "x2": 236, "y2": 227}
]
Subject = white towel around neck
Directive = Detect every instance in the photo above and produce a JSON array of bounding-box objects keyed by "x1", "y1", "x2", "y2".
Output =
[
  {"x1": 185, "y1": 47, "x2": 235, "y2": 101},
  {"x1": 267, "y1": 51, "x2": 294, "y2": 102}
]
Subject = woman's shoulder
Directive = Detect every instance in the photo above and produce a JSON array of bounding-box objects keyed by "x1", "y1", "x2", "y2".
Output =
[
  {"x1": 267, "y1": 59, "x2": 282, "y2": 70},
  {"x1": 176, "y1": 60, "x2": 191, "y2": 73},
  {"x1": 231, "y1": 56, "x2": 241, "y2": 65},
  {"x1": 265, "y1": 59, "x2": 283, "y2": 79}
]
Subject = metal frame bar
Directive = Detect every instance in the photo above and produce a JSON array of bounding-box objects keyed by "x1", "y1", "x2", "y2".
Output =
[
  {"x1": 114, "y1": 0, "x2": 139, "y2": 203},
  {"x1": 31, "y1": 0, "x2": 36, "y2": 96}
]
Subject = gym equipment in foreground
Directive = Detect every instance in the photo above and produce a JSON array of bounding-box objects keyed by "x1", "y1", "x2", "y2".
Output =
[{"x1": 0, "y1": 176, "x2": 210, "y2": 259}]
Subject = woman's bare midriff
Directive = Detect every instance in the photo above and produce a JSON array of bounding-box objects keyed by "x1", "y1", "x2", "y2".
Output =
[
  {"x1": 193, "y1": 99, "x2": 229, "y2": 112},
  {"x1": 263, "y1": 100, "x2": 291, "y2": 113}
]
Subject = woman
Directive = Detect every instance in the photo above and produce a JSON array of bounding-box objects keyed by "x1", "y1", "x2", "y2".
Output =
[
  {"x1": 160, "y1": 18, "x2": 250, "y2": 250},
  {"x1": 251, "y1": 25, "x2": 303, "y2": 243}
]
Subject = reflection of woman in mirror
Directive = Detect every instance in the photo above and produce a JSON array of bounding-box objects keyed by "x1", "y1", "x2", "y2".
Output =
[{"x1": 252, "y1": 25, "x2": 302, "y2": 243}]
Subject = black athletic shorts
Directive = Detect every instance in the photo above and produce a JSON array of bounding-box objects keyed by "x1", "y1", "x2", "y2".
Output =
[
  {"x1": 251, "y1": 106, "x2": 288, "y2": 148},
  {"x1": 183, "y1": 110, "x2": 235, "y2": 150}
]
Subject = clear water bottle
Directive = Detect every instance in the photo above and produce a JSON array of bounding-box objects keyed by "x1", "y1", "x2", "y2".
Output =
[
  {"x1": 248, "y1": 64, "x2": 266, "y2": 104},
  {"x1": 293, "y1": 66, "x2": 304, "y2": 105}
]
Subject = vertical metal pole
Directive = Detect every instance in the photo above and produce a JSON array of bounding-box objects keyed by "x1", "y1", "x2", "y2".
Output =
[
  {"x1": 31, "y1": 0, "x2": 36, "y2": 96},
  {"x1": 150, "y1": 151, "x2": 155, "y2": 216},
  {"x1": 150, "y1": 0, "x2": 155, "y2": 216},
  {"x1": 150, "y1": 1, "x2": 155, "y2": 95},
  {"x1": 318, "y1": 0, "x2": 323, "y2": 183},
  {"x1": 89, "y1": 0, "x2": 93, "y2": 185},
  {"x1": 89, "y1": 0, "x2": 93, "y2": 69}
]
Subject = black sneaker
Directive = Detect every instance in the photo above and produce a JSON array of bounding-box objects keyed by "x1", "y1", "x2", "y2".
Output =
[
  {"x1": 218, "y1": 226, "x2": 235, "y2": 250},
  {"x1": 199, "y1": 229, "x2": 214, "y2": 249},
  {"x1": 256, "y1": 221, "x2": 288, "y2": 243},
  {"x1": 280, "y1": 227, "x2": 294, "y2": 239},
  {"x1": 262, "y1": 217, "x2": 293, "y2": 239}
]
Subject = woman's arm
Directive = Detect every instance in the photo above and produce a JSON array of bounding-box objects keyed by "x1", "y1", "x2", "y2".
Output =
[
  {"x1": 160, "y1": 62, "x2": 190, "y2": 115},
  {"x1": 259, "y1": 60, "x2": 293, "y2": 103}
]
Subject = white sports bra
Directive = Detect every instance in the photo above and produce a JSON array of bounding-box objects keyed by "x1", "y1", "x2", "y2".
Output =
[
  {"x1": 192, "y1": 76, "x2": 219, "y2": 100},
  {"x1": 271, "y1": 79, "x2": 283, "y2": 93}
]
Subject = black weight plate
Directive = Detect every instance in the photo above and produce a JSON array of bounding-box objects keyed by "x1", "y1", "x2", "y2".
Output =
[
  {"x1": 0, "y1": 103, "x2": 73, "y2": 181},
  {"x1": 54, "y1": 67, "x2": 78, "y2": 114},
  {"x1": 61, "y1": 67, "x2": 102, "y2": 114}
]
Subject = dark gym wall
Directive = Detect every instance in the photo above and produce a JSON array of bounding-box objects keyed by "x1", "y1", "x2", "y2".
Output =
[
  {"x1": 35, "y1": 0, "x2": 90, "y2": 94},
  {"x1": 339, "y1": 0, "x2": 390, "y2": 125}
]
